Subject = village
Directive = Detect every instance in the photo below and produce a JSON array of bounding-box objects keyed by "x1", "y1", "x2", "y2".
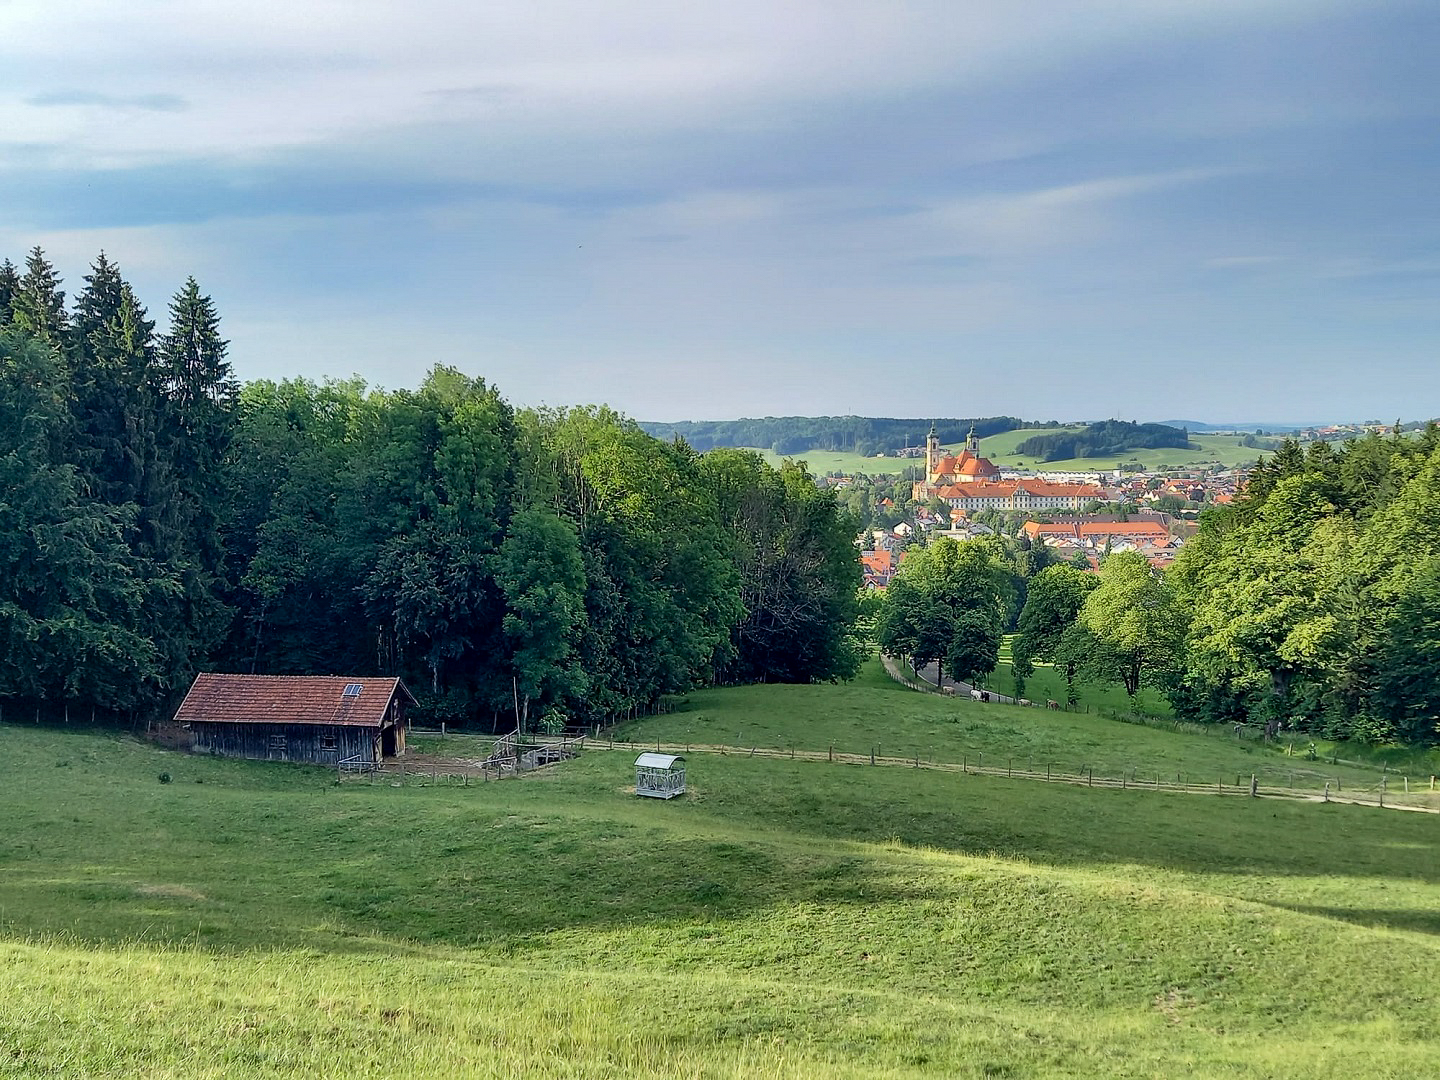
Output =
[{"x1": 852, "y1": 425, "x2": 1245, "y2": 587}]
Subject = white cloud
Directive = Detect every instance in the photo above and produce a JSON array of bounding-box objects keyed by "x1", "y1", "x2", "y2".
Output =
[{"x1": 923, "y1": 168, "x2": 1246, "y2": 254}]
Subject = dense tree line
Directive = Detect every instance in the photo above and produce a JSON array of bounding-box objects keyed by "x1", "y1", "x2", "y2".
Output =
[
  {"x1": 640, "y1": 415, "x2": 1030, "y2": 456},
  {"x1": 0, "y1": 249, "x2": 862, "y2": 731},
  {"x1": 1012, "y1": 421, "x2": 1190, "y2": 462},
  {"x1": 1167, "y1": 430, "x2": 1440, "y2": 744}
]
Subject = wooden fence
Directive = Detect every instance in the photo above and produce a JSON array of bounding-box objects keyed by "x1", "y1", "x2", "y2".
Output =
[{"x1": 584, "y1": 733, "x2": 1440, "y2": 814}]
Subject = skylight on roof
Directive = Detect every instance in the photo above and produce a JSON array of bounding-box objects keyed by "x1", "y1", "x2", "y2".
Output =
[{"x1": 343, "y1": 683, "x2": 363, "y2": 697}]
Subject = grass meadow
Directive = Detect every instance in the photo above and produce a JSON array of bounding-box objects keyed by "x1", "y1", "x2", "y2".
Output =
[
  {"x1": 747, "y1": 429, "x2": 1264, "y2": 476},
  {"x1": 3, "y1": 667, "x2": 1439, "y2": 1077}
]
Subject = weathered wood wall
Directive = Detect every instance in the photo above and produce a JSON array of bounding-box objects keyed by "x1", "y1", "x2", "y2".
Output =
[{"x1": 191, "y1": 722, "x2": 384, "y2": 764}]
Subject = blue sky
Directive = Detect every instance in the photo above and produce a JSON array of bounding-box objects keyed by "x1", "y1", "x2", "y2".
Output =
[{"x1": 3, "y1": 1, "x2": 1438, "y2": 423}]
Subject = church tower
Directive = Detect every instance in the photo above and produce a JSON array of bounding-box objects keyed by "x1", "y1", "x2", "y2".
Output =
[
  {"x1": 926, "y1": 423, "x2": 940, "y2": 483},
  {"x1": 966, "y1": 424, "x2": 980, "y2": 454}
]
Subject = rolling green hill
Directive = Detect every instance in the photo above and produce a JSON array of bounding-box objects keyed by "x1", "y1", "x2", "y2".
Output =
[
  {"x1": 3, "y1": 668, "x2": 1438, "y2": 1076},
  {"x1": 746, "y1": 429, "x2": 1264, "y2": 476}
]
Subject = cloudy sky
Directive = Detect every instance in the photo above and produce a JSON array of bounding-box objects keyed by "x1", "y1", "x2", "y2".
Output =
[{"x1": 3, "y1": 1, "x2": 1438, "y2": 423}]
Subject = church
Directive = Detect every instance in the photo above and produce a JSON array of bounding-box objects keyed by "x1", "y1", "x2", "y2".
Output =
[
  {"x1": 911, "y1": 424, "x2": 1002, "y2": 501},
  {"x1": 912, "y1": 424, "x2": 1106, "y2": 513}
]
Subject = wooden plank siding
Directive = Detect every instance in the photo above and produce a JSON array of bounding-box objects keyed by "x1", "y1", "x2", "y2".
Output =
[
  {"x1": 191, "y1": 721, "x2": 386, "y2": 764},
  {"x1": 175, "y1": 673, "x2": 414, "y2": 766}
]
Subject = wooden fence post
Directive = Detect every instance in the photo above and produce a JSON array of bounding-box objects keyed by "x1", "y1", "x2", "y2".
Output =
[{"x1": 1249, "y1": 775, "x2": 1258, "y2": 798}]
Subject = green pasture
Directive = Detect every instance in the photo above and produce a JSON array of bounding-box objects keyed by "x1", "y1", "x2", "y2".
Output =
[
  {"x1": 741, "y1": 429, "x2": 1264, "y2": 477},
  {"x1": 3, "y1": 677, "x2": 1439, "y2": 1077},
  {"x1": 614, "y1": 659, "x2": 1434, "y2": 795}
]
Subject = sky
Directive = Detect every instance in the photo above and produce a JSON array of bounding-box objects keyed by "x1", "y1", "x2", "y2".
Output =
[{"x1": 2, "y1": 1, "x2": 1438, "y2": 424}]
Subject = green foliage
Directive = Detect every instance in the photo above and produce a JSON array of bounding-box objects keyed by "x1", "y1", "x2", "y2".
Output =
[
  {"x1": 879, "y1": 536, "x2": 1010, "y2": 684},
  {"x1": 1012, "y1": 563, "x2": 1097, "y2": 672},
  {"x1": 0, "y1": 330, "x2": 168, "y2": 708},
  {"x1": 1171, "y1": 426, "x2": 1440, "y2": 743},
  {"x1": 1012, "y1": 420, "x2": 1190, "y2": 462},
  {"x1": 0, "y1": 248, "x2": 863, "y2": 732},
  {"x1": 496, "y1": 509, "x2": 588, "y2": 711},
  {"x1": 702, "y1": 449, "x2": 862, "y2": 683},
  {"x1": 1076, "y1": 551, "x2": 1184, "y2": 698},
  {"x1": 639, "y1": 414, "x2": 1024, "y2": 455}
]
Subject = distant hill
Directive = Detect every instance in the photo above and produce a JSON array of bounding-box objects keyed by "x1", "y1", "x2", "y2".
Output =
[
  {"x1": 1152, "y1": 420, "x2": 1309, "y2": 434},
  {"x1": 1011, "y1": 421, "x2": 1191, "y2": 462},
  {"x1": 639, "y1": 415, "x2": 1030, "y2": 456}
]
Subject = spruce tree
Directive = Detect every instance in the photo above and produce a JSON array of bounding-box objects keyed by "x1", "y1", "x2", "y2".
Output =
[
  {"x1": 69, "y1": 254, "x2": 157, "y2": 506},
  {"x1": 0, "y1": 259, "x2": 18, "y2": 325},
  {"x1": 11, "y1": 247, "x2": 69, "y2": 343},
  {"x1": 154, "y1": 277, "x2": 239, "y2": 684}
]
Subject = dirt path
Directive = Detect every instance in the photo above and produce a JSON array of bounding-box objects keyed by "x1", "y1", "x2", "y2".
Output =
[{"x1": 880, "y1": 653, "x2": 1020, "y2": 705}]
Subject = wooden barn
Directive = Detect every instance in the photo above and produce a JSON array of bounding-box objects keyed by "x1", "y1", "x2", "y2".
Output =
[{"x1": 173, "y1": 674, "x2": 416, "y2": 765}]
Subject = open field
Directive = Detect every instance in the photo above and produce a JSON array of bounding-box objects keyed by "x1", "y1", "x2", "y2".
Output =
[
  {"x1": 614, "y1": 659, "x2": 1437, "y2": 795},
  {"x1": 3, "y1": 674, "x2": 1440, "y2": 1077},
  {"x1": 743, "y1": 429, "x2": 1264, "y2": 477}
]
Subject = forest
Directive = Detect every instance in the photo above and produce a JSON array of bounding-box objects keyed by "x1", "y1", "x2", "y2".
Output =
[
  {"x1": 640, "y1": 415, "x2": 1031, "y2": 456},
  {"x1": 1011, "y1": 420, "x2": 1191, "y2": 462},
  {"x1": 0, "y1": 249, "x2": 862, "y2": 731}
]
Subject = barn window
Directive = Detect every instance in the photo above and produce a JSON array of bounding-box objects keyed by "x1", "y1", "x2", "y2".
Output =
[
  {"x1": 321, "y1": 733, "x2": 337, "y2": 750},
  {"x1": 269, "y1": 734, "x2": 287, "y2": 751}
]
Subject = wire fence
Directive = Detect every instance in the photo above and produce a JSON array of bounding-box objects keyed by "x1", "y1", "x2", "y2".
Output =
[{"x1": 585, "y1": 733, "x2": 1440, "y2": 813}]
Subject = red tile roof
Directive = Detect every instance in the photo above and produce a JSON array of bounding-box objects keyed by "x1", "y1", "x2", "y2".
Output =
[
  {"x1": 860, "y1": 550, "x2": 895, "y2": 576},
  {"x1": 173, "y1": 674, "x2": 415, "y2": 728},
  {"x1": 936, "y1": 480, "x2": 1105, "y2": 499}
]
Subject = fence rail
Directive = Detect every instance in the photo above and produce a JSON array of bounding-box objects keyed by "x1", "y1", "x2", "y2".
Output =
[{"x1": 587, "y1": 737, "x2": 1440, "y2": 813}]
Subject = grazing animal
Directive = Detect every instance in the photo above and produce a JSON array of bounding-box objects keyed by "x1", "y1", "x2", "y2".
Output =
[
  {"x1": 1046, "y1": 699, "x2": 1060, "y2": 710},
  {"x1": 1018, "y1": 699, "x2": 1032, "y2": 707},
  {"x1": 942, "y1": 686, "x2": 955, "y2": 696},
  {"x1": 970, "y1": 689, "x2": 983, "y2": 701}
]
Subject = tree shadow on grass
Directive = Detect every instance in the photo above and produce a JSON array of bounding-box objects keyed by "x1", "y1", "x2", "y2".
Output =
[
  {"x1": 682, "y1": 758, "x2": 1440, "y2": 889},
  {"x1": 1268, "y1": 904, "x2": 1440, "y2": 937}
]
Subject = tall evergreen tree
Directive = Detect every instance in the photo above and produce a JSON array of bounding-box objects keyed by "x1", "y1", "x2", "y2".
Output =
[
  {"x1": 0, "y1": 329, "x2": 166, "y2": 712},
  {"x1": 69, "y1": 256, "x2": 158, "y2": 507},
  {"x1": 11, "y1": 247, "x2": 69, "y2": 344},
  {"x1": 0, "y1": 259, "x2": 19, "y2": 326},
  {"x1": 154, "y1": 278, "x2": 238, "y2": 683}
]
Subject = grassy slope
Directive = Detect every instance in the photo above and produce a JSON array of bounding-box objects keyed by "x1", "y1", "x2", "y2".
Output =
[
  {"x1": 614, "y1": 660, "x2": 1434, "y2": 794},
  {"x1": 3, "y1": 693, "x2": 1439, "y2": 1077},
  {"x1": 745, "y1": 429, "x2": 1261, "y2": 476}
]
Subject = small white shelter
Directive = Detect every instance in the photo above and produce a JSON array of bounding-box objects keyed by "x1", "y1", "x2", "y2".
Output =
[{"x1": 635, "y1": 752, "x2": 686, "y2": 799}]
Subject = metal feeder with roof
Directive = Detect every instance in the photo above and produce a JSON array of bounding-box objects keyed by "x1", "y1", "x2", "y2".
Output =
[{"x1": 634, "y1": 752, "x2": 686, "y2": 799}]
